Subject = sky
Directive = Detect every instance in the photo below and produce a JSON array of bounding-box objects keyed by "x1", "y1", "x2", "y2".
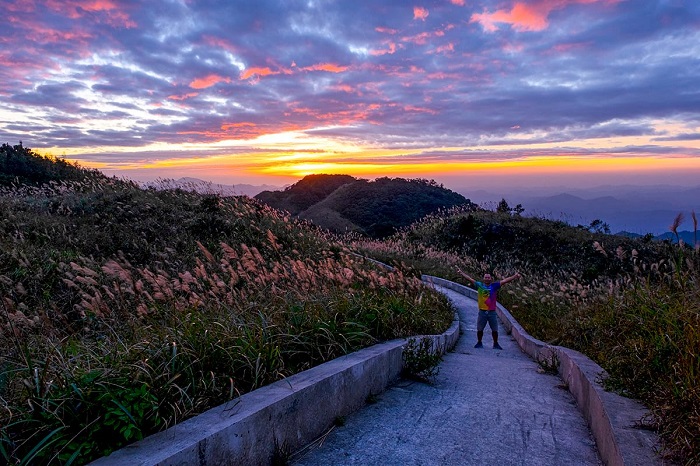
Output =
[{"x1": 2, "y1": 0, "x2": 700, "y2": 190}]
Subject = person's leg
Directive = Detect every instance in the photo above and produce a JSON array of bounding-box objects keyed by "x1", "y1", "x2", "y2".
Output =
[
  {"x1": 475, "y1": 311, "x2": 486, "y2": 348},
  {"x1": 488, "y1": 312, "x2": 502, "y2": 349}
]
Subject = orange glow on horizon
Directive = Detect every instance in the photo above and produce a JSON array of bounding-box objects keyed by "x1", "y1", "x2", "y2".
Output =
[{"x1": 71, "y1": 150, "x2": 700, "y2": 182}]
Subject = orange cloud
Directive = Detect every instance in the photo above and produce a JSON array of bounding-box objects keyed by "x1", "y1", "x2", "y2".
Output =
[
  {"x1": 302, "y1": 63, "x2": 349, "y2": 73},
  {"x1": 189, "y1": 74, "x2": 231, "y2": 89},
  {"x1": 240, "y1": 67, "x2": 277, "y2": 80},
  {"x1": 413, "y1": 6, "x2": 429, "y2": 21},
  {"x1": 221, "y1": 122, "x2": 257, "y2": 130},
  {"x1": 471, "y1": 0, "x2": 618, "y2": 32}
]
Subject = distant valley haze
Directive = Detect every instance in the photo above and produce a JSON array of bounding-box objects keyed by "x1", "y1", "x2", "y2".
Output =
[
  {"x1": 457, "y1": 184, "x2": 700, "y2": 236},
  {"x1": 157, "y1": 176, "x2": 698, "y2": 237}
]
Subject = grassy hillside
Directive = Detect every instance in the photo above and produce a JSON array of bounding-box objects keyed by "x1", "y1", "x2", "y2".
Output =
[
  {"x1": 353, "y1": 206, "x2": 699, "y2": 464},
  {"x1": 257, "y1": 175, "x2": 473, "y2": 237},
  {"x1": 0, "y1": 148, "x2": 453, "y2": 464}
]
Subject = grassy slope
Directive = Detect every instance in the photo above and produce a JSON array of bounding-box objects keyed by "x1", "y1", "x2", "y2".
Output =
[{"x1": 0, "y1": 149, "x2": 453, "y2": 464}]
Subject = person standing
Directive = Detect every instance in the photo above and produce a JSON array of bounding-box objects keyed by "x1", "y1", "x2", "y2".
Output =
[{"x1": 456, "y1": 268, "x2": 521, "y2": 350}]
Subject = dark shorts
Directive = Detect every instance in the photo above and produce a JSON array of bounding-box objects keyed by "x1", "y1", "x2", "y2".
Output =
[{"x1": 477, "y1": 310, "x2": 499, "y2": 332}]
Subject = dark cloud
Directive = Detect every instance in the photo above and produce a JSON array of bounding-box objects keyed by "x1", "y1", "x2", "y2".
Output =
[{"x1": 0, "y1": 0, "x2": 699, "y2": 167}]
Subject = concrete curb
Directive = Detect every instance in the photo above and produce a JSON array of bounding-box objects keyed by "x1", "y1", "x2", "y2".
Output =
[
  {"x1": 422, "y1": 275, "x2": 662, "y2": 466},
  {"x1": 91, "y1": 306, "x2": 460, "y2": 465}
]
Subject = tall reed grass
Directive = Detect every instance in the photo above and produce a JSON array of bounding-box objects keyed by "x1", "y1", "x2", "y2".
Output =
[{"x1": 0, "y1": 179, "x2": 454, "y2": 464}]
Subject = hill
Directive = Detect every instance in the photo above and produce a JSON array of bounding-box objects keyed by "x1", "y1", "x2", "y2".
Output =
[
  {"x1": 0, "y1": 147, "x2": 452, "y2": 465},
  {"x1": 256, "y1": 175, "x2": 473, "y2": 237},
  {"x1": 255, "y1": 174, "x2": 357, "y2": 215}
]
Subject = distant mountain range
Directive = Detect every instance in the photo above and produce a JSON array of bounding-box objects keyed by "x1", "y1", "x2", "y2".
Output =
[
  {"x1": 255, "y1": 175, "x2": 472, "y2": 237},
  {"x1": 142, "y1": 177, "x2": 282, "y2": 197},
  {"x1": 456, "y1": 184, "x2": 699, "y2": 238}
]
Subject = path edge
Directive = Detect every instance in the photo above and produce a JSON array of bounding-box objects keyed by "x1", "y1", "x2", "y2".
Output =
[
  {"x1": 90, "y1": 307, "x2": 460, "y2": 465},
  {"x1": 422, "y1": 274, "x2": 663, "y2": 466}
]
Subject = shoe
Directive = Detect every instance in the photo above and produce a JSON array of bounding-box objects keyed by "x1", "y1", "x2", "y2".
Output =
[
  {"x1": 474, "y1": 342, "x2": 483, "y2": 348},
  {"x1": 493, "y1": 343, "x2": 503, "y2": 350}
]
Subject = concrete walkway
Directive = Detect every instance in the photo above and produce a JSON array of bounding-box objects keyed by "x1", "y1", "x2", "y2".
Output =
[{"x1": 291, "y1": 286, "x2": 602, "y2": 466}]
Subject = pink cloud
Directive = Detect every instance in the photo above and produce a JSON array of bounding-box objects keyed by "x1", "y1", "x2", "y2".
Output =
[
  {"x1": 202, "y1": 35, "x2": 239, "y2": 53},
  {"x1": 240, "y1": 67, "x2": 277, "y2": 80},
  {"x1": 45, "y1": 0, "x2": 137, "y2": 28},
  {"x1": 290, "y1": 102, "x2": 383, "y2": 125},
  {"x1": 435, "y1": 42, "x2": 455, "y2": 54},
  {"x1": 470, "y1": 0, "x2": 619, "y2": 32},
  {"x1": 189, "y1": 74, "x2": 231, "y2": 89},
  {"x1": 404, "y1": 105, "x2": 438, "y2": 115},
  {"x1": 370, "y1": 42, "x2": 398, "y2": 56},
  {"x1": 450, "y1": 0, "x2": 465, "y2": 5},
  {"x1": 331, "y1": 84, "x2": 356, "y2": 93},
  {"x1": 221, "y1": 122, "x2": 256, "y2": 130},
  {"x1": 302, "y1": 63, "x2": 349, "y2": 73},
  {"x1": 168, "y1": 92, "x2": 199, "y2": 101},
  {"x1": 402, "y1": 32, "x2": 432, "y2": 45},
  {"x1": 413, "y1": 6, "x2": 429, "y2": 21},
  {"x1": 548, "y1": 41, "x2": 592, "y2": 54},
  {"x1": 375, "y1": 26, "x2": 398, "y2": 35}
]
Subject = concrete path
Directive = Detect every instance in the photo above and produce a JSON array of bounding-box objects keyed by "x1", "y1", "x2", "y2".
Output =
[{"x1": 291, "y1": 286, "x2": 602, "y2": 466}]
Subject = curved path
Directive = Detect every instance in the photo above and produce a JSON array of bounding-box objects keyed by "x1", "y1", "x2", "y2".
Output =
[{"x1": 291, "y1": 285, "x2": 602, "y2": 465}]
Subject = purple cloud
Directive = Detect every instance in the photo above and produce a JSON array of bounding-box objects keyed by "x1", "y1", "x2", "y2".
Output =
[{"x1": 0, "y1": 0, "x2": 698, "y2": 175}]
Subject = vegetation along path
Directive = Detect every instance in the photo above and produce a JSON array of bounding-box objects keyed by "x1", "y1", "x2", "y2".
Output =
[{"x1": 292, "y1": 285, "x2": 602, "y2": 466}]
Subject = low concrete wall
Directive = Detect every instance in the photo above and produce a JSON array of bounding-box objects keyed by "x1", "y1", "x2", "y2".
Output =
[
  {"x1": 92, "y1": 308, "x2": 460, "y2": 465},
  {"x1": 423, "y1": 275, "x2": 662, "y2": 466}
]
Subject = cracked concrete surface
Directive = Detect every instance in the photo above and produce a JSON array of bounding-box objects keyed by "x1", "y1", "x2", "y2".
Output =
[{"x1": 291, "y1": 286, "x2": 602, "y2": 466}]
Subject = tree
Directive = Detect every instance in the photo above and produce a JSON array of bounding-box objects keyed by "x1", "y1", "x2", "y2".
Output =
[
  {"x1": 589, "y1": 219, "x2": 611, "y2": 235},
  {"x1": 496, "y1": 199, "x2": 524, "y2": 216},
  {"x1": 496, "y1": 198, "x2": 511, "y2": 214}
]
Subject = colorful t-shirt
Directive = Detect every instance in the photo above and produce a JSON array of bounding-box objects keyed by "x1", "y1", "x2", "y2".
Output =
[{"x1": 475, "y1": 281, "x2": 501, "y2": 311}]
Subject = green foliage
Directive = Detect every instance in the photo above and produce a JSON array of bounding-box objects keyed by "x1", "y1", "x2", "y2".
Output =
[{"x1": 402, "y1": 337, "x2": 442, "y2": 382}]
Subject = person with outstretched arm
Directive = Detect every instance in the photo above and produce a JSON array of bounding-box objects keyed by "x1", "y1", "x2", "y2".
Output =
[{"x1": 456, "y1": 268, "x2": 521, "y2": 350}]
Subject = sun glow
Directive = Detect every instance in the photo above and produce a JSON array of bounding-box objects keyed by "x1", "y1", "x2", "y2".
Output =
[{"x1": 49, "y1": 119, "x2": 700, "y2": 186}]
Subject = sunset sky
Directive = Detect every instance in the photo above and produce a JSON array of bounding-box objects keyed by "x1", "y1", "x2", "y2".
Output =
[{"x1": 2, "y1": 0, "x2": 699, "y2": 189}]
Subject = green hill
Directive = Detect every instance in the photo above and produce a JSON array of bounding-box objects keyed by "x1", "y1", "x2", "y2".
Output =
[{"x1": 256, "y1": 175, "x2": 473, "y2": 237}]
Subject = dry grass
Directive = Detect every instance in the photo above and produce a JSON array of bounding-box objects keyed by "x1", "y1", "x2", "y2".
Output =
[{"x1": 0, "y1": 178, "x2": 453, "y2": 465}]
